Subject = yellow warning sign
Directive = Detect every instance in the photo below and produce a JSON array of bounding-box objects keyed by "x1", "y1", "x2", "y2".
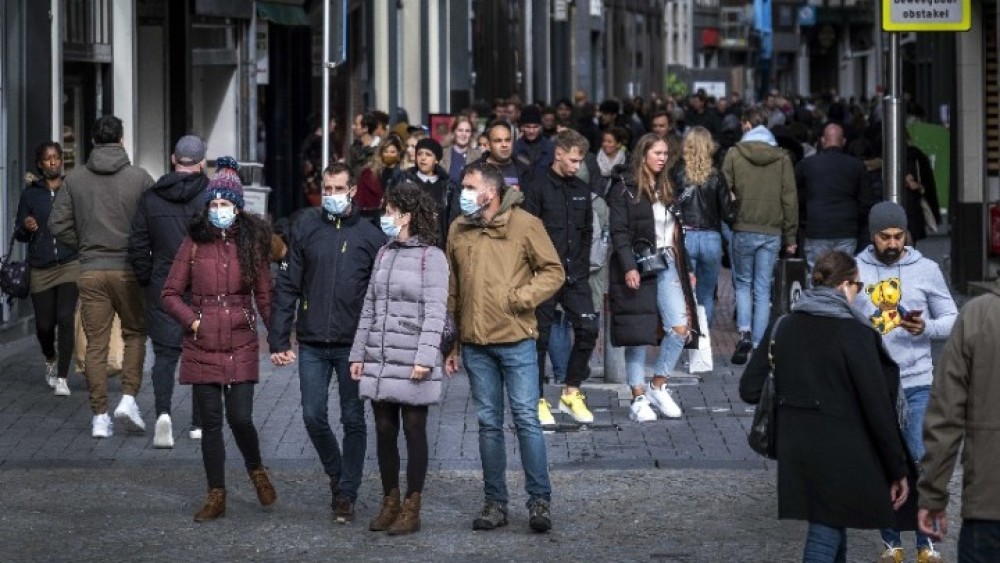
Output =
[{"x1": 882, "y1": 0, "x2": 972, "y2": 32}]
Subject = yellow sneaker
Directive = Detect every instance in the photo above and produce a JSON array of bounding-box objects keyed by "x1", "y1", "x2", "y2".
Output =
[
  {"x1": 878, "y1": 546, "x2": 904, "y2": 563},
  {"x1": 558, "y1": 391, "x2": 594, "y2": 423},
  {"x1": 917, "y1": 546, "x2": 944, "y2": 563},
  {"x1": 538, "y1": 399, "x2": 556, "y2": 426}
]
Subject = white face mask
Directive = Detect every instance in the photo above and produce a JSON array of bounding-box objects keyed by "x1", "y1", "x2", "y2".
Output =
[
  {"x1": 209, "y1": 206, "x2": 237, "y2": 229},
  {"x1": 460, "y1": 189, "x2": 486, "y2": 218},
  {"x1": 322, "y1": 193, "x2": 350, "y2": 216}
]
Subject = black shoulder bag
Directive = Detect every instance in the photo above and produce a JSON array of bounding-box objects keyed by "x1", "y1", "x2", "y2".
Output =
[
  {"x1": 747, "y1": 315, "x2": 786, "y2": 459},
  {"x1": 1, "y1": 233, "x2": 31, "y2": 300}
]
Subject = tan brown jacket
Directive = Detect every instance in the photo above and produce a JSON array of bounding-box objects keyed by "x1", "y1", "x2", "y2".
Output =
[
  {"x1": 446, "y1": 190, "x2": 564, "y2": 346},
  {"x1": 918, "y1": 282, "x2": 1000, "y2": 521}
]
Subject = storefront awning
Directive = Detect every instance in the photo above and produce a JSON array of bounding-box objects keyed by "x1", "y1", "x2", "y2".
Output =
[{"x1": 257, "y1": 1, "x2": 310, "y2": 27}]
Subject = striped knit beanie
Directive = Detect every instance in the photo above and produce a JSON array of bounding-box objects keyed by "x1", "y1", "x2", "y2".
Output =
[{"x1": 205, "y1": 156, "x2": 244, "y2": 209}]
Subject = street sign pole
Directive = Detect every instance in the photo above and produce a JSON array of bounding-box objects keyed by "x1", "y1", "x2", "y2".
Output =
[
  {"x1": 883, "y1": 31, "x2": 904, "y2": 205},
  {"x1": 322, "y1": 0, "x2": 331, "y2": 172}
]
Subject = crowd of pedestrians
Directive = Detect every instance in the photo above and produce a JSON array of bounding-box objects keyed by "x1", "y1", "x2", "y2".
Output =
[{"x1": 8, "y1": 83, "x2": 995, "y2": 560}]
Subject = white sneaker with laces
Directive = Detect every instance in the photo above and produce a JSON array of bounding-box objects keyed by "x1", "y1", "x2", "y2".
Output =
[
  {"x1": 92, "y1": 413, "x2": 113, "y2": 438},
  {"x1": 189, "y1": 428, "x2": 203, "y2": 440},
  {"x1": 629, "y1": 395, "x2": 658, "y2": 422},
  {"x1": 45, "y1": 361, "x2": 57, "y2": 388},
  {"x1": 153, "y1": 413, "x2": 174, "y2": 448},
  {"x1": 54, "y1": 378, "x2": 71, "y2": 397},
  {"x1": 113, "y1": 394, "x2": 146, "y2": 433},
  {"x1": 647, "y1": 382, "x2": 683, "y2": 418}
]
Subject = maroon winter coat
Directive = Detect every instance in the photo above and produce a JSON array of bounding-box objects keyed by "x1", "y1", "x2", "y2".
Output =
[{"x1": 161, "y1": 234, "x2": 272, "y2": 385}]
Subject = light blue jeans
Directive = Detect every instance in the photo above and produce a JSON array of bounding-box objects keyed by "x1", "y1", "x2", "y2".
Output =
[
  {"x1": 624, "y1": 252, "x2": 687, "y2": 387},
  {"x1": 804, "y1": 238, "x2": 857, "y2": 272},
  {"x1": 880, "y1": 385, "x2": 932, "y2": 550},
  {"x1": 684, "y1": 229, "x2": 724, "y2": 326},
  {"x1": 462, "y1": 339, "x2": 552, "y2": 506},
  {"x1": 732, "y1": 231, "x2": 782, "y2": 346}
]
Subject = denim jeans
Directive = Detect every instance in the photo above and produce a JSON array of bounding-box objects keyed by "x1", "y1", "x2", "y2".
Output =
[
  {"x1": 684, "y1": 229, "x2": 723, "y2": 326},
  {"x1": 462, "y1": 339, "x2": 551, "y2": 506},
  {"x1": 804, "y1": 238, "x2": 857, "y2": 272},
  {"x1": 547, "y1": 310, "x2": 571, "y2": 384},
  {"x1": 959, "y1": 519, "x2": 1000, "y2": 563},
  {"x1": 732, "y1": 231, "x2": 782, "y2": 346},
  {"x1": 298, "y1": 343, "x2": 367, "y2": 500},
  {"x1": 803, "y1": 522, "x2": 847, "y2": 563},
  {"x1": 653, "y1": 253, "x2": 688, "y2": 376},
  {"x1": 881, "y1": 385, "x2": 932, "y2": 550},
  {"x1": 624, "y1": 345, "x2": 648, "y2": 389}
]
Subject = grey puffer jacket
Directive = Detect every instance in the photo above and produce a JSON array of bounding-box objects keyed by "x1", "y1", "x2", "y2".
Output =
[{"x1": 349, "y1": 237, "x2": 449, "y2": 405}]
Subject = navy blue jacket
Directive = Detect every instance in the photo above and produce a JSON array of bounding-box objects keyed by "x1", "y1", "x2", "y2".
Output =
[
  {"x1": 269, "y1": 207, "x2": 387, "y2": 350},
  {"x1": 14, "y1": 179, "x2": 79, "y2": 268}
]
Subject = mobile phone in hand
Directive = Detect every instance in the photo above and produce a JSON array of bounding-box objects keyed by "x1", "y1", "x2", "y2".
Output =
[{"x1": 903, "y1": 309, "x2": 923, "y2": 322}]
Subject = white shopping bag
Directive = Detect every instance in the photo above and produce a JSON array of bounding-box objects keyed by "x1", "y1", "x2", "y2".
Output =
[{"x1": 687, "y1": 304, "x2": 713, "y2": 374}]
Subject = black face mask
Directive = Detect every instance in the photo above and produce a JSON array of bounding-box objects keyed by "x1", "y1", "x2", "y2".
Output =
[
  {"x1": 875, "y1": 247, "x2": 902, "y2": 265},
  {"x1": 42, "y1": 168, "x2": 62, "y2": 180}
]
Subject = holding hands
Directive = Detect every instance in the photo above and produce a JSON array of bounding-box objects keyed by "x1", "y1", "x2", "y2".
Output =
[{"x1": 270, "y1": 350, "x2": 297, "y2": 366}]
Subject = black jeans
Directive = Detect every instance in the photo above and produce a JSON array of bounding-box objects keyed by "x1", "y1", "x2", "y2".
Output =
[
  {"x1": 192, "y1": 383, "x2": 262, "y2": 489},
  {"x1": 535, "y1": 282, "x2": 599, "y2": 393},
  {"x1": 372, "y1": 401, "x2": 429, "y2": 497},
  {"x1": 30, "y1": 281, "x2": 78, "y2": 379},
  {"x1": 150, "y1": 342, "x2": 201, "y2": 428},
  {"x1": 960, "y1": 519, "x2": 1000, "y2": 563}
]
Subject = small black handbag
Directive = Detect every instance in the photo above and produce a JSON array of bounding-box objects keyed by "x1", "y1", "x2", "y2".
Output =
[
  {"x1": 633, "y1": 238, "x2": 668, "y2": 279},
  {"x1": 1, "y1": 233, "x2": 30, "y2": 300},
  {"x1": 748, "y1": 315, "x2": 786, "y2": 459}
]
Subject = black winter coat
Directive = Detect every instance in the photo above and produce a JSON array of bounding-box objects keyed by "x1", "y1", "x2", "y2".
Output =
[
  {"x1": 740, "y1": 312, "x2": 916, "y2": 530},
  {"x1": 128, "y1": 171, "x2": 210, "y2": 346},
  {"x1": 670, "y1": 164, "x2": 733, "y2": 231},
  {"x1": 14, "y1": 179, "x2": 80, "y2": 268},
  {"x1": 402, "y1": 166, "x2": 458, "y2": 249},
  {"x1": 795, "y1": 147, "x2": 871, "y2": 240},
  {"x1": 523, "y1": 169, "x2": 594, "y2": 286},
  {"x1": 269, "y1": 207, "x2": 387, "y2": 351}
]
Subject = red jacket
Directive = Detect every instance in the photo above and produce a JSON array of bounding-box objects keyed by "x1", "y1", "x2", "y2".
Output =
[{"x1": 161, "y1": 235, "x2": 272, "y2": 385}]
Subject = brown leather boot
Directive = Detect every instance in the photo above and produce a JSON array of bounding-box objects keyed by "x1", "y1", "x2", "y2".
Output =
[
  {"x1": 387, "y1": 492, "x2": 421, "y2": 535},
  {"x1": 193, "y1": 488, "x2": 226, "y2": 522},
  {"x1": 368, "y1": 488, "x2": 401, "y2": 531},
  {"x1": 248, "y1": 467, "x2": 277, "y2": 507}
]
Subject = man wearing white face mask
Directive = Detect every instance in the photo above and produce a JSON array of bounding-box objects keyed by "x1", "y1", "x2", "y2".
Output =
[{"x1": 269, "y1": 162, "x2": 387, "y2": 523}]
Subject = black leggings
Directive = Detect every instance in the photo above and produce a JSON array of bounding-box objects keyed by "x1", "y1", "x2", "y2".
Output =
[
  {"x1": 372, "y1": 401, "x2": 429, "y2": 497},
  {"x1": 30, "y1": 281, "x2": 78, "y2": 379},
  {"x1": 193, "y1": 383, "x2": 262, "y2": 489}
]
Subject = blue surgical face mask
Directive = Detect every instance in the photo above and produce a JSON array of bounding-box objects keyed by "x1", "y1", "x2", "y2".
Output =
[
  {"x1": 322, "y1": 193, "x2": 350, "y2": 216},
  {"x1": 380, "y1": 215, "x2": 401, "y2": 238},
  {"x1": 460, "y1": 189, "x2": 485, "y2": 217},
  {"x1": 209, "y1": 206, "x2": 237, "y2": 229}
]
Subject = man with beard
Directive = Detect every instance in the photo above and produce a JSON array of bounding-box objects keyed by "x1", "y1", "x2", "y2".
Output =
[
  {"x1": 475, "y1": 120, "x2": 532, "y2": 192},
  {"x1": 851, "y1": 202, "x2": 957, "y2": 563}
]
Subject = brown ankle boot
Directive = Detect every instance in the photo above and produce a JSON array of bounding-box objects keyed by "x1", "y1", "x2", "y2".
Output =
[
  {"x1": 368, "y1": 488, "x2": 401, "y2": 531},
  {"x1": 194, "y1": 488, "x2": 226, "y2": 522},
  {"x1": 387, "y1": 492, "x2": 421, "y2": 535},
  {"x1": 248, "y1": 467, "x2": 277, "y2": 507}
]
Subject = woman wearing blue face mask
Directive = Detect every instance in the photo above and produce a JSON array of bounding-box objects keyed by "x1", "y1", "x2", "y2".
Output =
[
  {"x1": 349, "y1": 180, "x2": 450, "y2": 535},
  {"x1": 161, "y1": 156, "x2": 277, "y2": 522}
]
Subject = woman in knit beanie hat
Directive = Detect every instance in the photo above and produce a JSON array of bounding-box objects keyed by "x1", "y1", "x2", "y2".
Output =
[{"x1": 161, "y1": 155, "x2": 278, "y2": 522}]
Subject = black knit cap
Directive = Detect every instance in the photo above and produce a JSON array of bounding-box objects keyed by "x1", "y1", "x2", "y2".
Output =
[{"x1": 415, "y1": 138, "x2": 443, "y2": 161}]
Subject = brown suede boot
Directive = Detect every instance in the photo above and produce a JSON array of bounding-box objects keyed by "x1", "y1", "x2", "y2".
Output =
[
  {"x1": 248, "y1": 467, "x2": 277, "y2": 507},
  {"x1": 193, "y1": 488, "x2": 226, "y2": 522},
  {"x1": 368, "y1": 488, "x2": 401, "y2": 531},
  {"x1": 387, "y1": 492, "x2": 421, "y2": 535}
]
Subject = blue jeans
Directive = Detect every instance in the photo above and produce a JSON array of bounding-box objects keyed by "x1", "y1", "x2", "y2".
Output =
[
  {"x1": 803, "y1": 522, "x2": 847, "y2": 563},
  {"x1": 684, "y1": 229, "x2": 723, "y2": 326},
  {"x1": 298, "y1": 343, "x2": 367, "y2": 500},
  {"x1": 881, "y1": 385, "x2": 932, "y2": 550},
  {"x1": 624, "y1": 345, "x2": 648, "y2": 389},
  {"x1": 462, "y1": 339, "x2": 552, "y2": 506},
  {"x1": 654, "y1": 254, "x2": 688, "y2": 376},
  {"x1": 548, "y1": 310, "x2": 571, "y2": 384},
  {"x1": 960, "y1": 519, "x2": 1000, "y2": 563},
  {"x1": 732, "y1": 231, "x2": 782, "y2": 346},
  {"x1": 804, "y1": 238, "x2": 857, "y2": 272}
]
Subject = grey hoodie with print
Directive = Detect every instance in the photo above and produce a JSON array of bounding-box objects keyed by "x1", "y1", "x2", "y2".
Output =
[{"x1": 852, "y1": 245, "x2": 958, "y2": 388}]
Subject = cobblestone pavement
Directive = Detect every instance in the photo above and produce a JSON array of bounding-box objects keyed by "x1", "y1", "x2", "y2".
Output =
[{"x1": 0, "y1": 236, "x2": 963, "y2": 561}]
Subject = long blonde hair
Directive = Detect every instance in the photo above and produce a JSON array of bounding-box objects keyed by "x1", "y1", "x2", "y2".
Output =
[
  {"x1": 682, "y1": 126, "x2": 717, "y2": 186},
  {"x1": 629, "y1": 133, "x2": 673, "y2": 205}
]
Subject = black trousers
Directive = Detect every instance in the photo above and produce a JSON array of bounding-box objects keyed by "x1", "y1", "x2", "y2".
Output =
[
  {"x1": 192, "y1": 383, "x2": 262, "y2": 489},
  {"x1": 150, "y1": 342, "x2": 201, "y2": 428},
  {"x1": 30, "y1": 281, "x2": 78, "y2": 379},
  {"x1": 371, "y1": 400, "x2": 429, "y2": 497},
  {"x1": 535, "y1": 282, "x2": 599, "y2": 393}
]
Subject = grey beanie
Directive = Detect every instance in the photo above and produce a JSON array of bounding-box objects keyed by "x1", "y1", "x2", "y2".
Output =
[{"x1": 868, "y1": 201, "x2": 908, "y2": 237}]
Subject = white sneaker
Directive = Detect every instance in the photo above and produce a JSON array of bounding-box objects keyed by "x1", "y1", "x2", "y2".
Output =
[
  {"x1": 45, "y1": 361, "x2": 57, "y2": 388},
  {"x1": 54, "y1": 378, "x2": 71, "y2": 397},
  {"x1": 92, "y1": 413, "x2": 113, "y2": 438},
  {"x1": 647, "y1": 382, "x2": 683, "y2": 418},
  {"x1": 153, "y1": 414, "x2": 174, "y2": 448},
  {"x1": 113, "y1": 394, "x2": 146, "y2": 433},
  {"x1": 189, "y1": 428, "x2": 202, "y2": 440},
  {"x1": 629, "y1": 394, "x2": 658, "y2": 422}
]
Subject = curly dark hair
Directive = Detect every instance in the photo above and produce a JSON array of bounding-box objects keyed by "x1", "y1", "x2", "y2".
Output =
[
  {"x1": 383, "y1": 180, "x2": 440, "y2": 246},
  {"x1": 189, "y1": 209, "x2": 272, "y2": 288},
  {"x1": 34, "y1": 141, "x2": 63, "y2": 174}
]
